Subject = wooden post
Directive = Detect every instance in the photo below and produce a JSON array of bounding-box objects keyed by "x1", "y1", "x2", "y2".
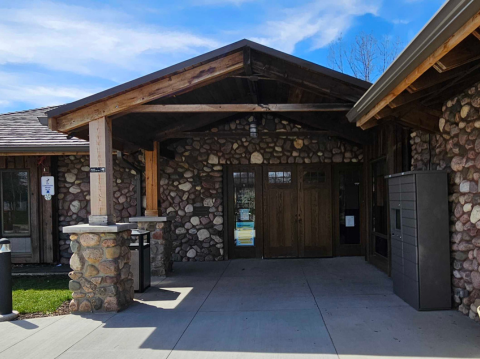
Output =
[
  {"x1": 145, "y1": 141, "x2": 159, "y2": 217},
  {"x1": 89, "y1": 117, "x2": 115, "y2": 225}
]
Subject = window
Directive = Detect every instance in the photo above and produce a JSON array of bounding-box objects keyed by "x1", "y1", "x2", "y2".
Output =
[
  {"x1": 233, "y1": 171, "x2": 256, "y2": 246},
  {"x1": 268, "y1": 171, "x2": 292, "y2": 184},
  {"x1": 303, "y1": 171, "x2": 326, "y2": 185},
  {"x1": 1, "y1": 171, "x2": 30, "y2": 236}
]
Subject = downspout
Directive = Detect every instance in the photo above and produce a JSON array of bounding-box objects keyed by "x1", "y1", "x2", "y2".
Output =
[{"x1": 116, "y1": 151, "x2": 142, "y2": 217}]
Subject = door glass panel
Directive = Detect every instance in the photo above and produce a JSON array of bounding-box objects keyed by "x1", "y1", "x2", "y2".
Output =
[
  {"x1": 1, "y1": 171, "x2": 30, "y2": 236},
  {"x1": 268, "y1": 171, "x2": 292, "y2": 184},
  {"x1": 304, "y1": 171, "x2": 326, "y2": 185},
  {"x1": 339, "y1": 169, "x2": 360, "y2": 245},
  {"x1": 234, "y1": 171, "x2": 255, "y2": 246}
]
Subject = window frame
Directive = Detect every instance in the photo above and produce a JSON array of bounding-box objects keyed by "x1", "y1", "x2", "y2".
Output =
[{"x1": 0, "y1": 169, "x2": 31, "y2": 237}]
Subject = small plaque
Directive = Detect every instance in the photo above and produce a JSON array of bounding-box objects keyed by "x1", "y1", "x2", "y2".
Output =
[
  {"x1": 90, "y1": 167, "x2": 106, "y2": 173},
  {"x1": 41, "y1": 176, "x2": 55, "y2": 196}
]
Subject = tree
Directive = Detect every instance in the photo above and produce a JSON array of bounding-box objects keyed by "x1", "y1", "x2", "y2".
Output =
[{"x1": 328, "y1": 32, "x2": 402, "y2": 82}]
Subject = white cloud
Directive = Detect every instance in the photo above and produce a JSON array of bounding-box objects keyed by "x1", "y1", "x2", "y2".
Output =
[
  {"x1": 0, "y1": 1, "x2": 220, "y2": 80},
  {"x1": 0, "y1": 71, "x2": 98, "y2": 112},
  {"x1": 392, "y1": 18, "x2": 411, "y2": 25},
  {"x1": 250, "y1": 0, "x2": 381, "y2": 53}
]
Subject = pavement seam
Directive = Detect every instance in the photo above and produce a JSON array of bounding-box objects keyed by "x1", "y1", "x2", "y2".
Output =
[
  {"x1": 52, "y1": 313, "x2": 119, "y2": 359},
  {"x1": 0, "y1": 315, "x2": 65, "y2": 355},
  {"x1": 301, "y1": 262, "x2": 341, "y2": 359},
  {"x1": 165, "y1": 261, "x2": 232, "y2": 359}
]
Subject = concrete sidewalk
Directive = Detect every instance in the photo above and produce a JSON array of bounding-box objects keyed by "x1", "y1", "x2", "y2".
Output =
[{"x1": 1, "y1": 258, "x2": 479, "y2": 358}]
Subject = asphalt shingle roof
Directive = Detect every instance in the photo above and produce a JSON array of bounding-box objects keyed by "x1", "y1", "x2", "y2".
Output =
[{"x1": 0, "y1": 106, "x2": 88, "y2": 153}]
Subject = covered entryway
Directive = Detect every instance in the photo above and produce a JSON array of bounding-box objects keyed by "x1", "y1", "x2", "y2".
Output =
[{"x1": 47, "y1": 39, "x2": 371, "y2": 272}]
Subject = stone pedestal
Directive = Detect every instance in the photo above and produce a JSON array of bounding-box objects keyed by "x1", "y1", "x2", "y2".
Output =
[
  {"x1": 63, "y1": 223, "x2": 137, "y2": 313},
  {"x1": 129, "y1": 217, "x2": 173, "y2": 276}
]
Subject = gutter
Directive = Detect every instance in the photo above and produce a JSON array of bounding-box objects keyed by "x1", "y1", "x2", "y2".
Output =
[
  {"x1": 0, "y1": 146, "x2": 89, "y2": 153},
  {"x1": 347, "y1": 0, "x2": 480, "y2": 123},
  {"x1": 116, "y1": 151, "x2": 143, "y2": 217}
]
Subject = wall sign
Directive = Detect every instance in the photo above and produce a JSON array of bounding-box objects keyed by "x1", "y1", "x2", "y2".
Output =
[
  {"x1": 41, "y1": 176, "x2": 55, "y2": 200},
  {"x1": 90, "y1": 167, "x2": 106, "y2": 173},
  {"x1": 346, "y1": 215, "x2": 355, "y2": 227}
]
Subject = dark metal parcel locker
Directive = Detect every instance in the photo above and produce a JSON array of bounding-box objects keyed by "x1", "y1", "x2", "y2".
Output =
[{"x1": 386, "y1": 171, "x2": 451, "y2": 310}]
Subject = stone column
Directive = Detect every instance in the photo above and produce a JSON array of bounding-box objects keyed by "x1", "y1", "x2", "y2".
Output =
[
  {"x1": 129, "y1": 217, "x2": 173, "y2": 276},
  {"x1": 64, "y1": 223, "x2": 137, "y2": 313}
]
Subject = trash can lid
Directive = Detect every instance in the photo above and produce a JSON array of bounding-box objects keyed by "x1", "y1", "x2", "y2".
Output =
[{"x1": 131, "y1": 229, "x2": 149, "y2": 235}]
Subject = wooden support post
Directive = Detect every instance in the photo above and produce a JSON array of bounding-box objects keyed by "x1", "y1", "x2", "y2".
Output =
[
  {"x1": 89, "y1": 117, "x2": 115, "y2": 225},
  {"x1": 145, "y1": 141, "x2": 159, "y2": 217}
]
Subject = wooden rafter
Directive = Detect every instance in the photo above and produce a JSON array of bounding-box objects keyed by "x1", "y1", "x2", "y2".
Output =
[
  {"x1": 51, "y1": 51, "x2": 244, "y2": 133},
  {"x1": 250, "y1": 50, "x2": 366, "y2": 102},
  {"x1": 433, "y1": 35, "x2": 480, "y2": 73},
  {"x1": 121, "y1": 103, "x2": 353, "y2": 114},
  {"x1": 357, "y1": 11, "x2": 480, "y2": 128}
]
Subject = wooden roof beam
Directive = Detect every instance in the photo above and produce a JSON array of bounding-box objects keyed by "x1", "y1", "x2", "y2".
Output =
[
  {"x1": 243, "y1": 47, "x2": 259, "y2": 104},
  {"x1": 122, "y1": 103, "x2": 353, "y2": 114},
  {"x1": 51, "y1": 51, "x2": 245, "y2": 133}
]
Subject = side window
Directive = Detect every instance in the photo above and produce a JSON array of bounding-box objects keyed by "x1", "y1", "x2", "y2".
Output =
[{"x1": 1, "y1": 171, "x2": 30, "y2": 236}]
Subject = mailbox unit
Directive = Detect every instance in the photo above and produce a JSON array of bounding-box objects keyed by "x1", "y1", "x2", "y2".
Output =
[{"x1": 386, "y1": 171, "x2": 451, "y2": 310}]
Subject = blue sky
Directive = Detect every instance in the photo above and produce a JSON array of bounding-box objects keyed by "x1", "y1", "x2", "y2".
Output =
[{"x1": 0, "y1": 0, "x2": 445, "y2": 113}]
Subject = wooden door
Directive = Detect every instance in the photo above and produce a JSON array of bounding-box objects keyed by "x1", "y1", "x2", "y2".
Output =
[
  {"x1": 298, "y1": 164, "x2": 333, "y2": 257},
  {"x1": 263, "y1": 165, "x2": 298, "y2": 258}
]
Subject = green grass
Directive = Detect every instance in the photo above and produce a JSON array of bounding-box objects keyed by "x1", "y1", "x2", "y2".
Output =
[{"x1": 12, "y1": 276, "x2": 72, "y2": 314}]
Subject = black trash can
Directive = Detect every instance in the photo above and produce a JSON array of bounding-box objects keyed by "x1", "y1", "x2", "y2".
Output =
[{"x1": 129, "y1": 230, "x2": 151, "y2": 293}]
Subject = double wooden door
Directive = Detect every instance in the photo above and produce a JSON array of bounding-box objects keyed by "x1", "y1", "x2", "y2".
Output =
[{"x1": 263, "y1": 164, "x2": 332, "y2": 258}]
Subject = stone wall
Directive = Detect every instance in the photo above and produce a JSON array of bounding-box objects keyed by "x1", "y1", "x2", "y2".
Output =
[
  {"x1": 57, "y1": 153, "x2": 144, "y2": 264},
  {"x1": 159, "y1": 114, "x2": 363, "y2": 262},
  {"x1": 410, "y1": 131, "x2": 448, "y2": 171},
  {"x1": 410, "y1": 81, "x2": 480, "y2": 321},
  {"x1": 68, "y1": 229, "x2": 134, "y2": 312}
]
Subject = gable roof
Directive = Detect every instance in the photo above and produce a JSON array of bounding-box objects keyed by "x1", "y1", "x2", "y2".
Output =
[
  {"x1": 0, "y1": 107, "x2": 88, "y2": 153},
  {"x1": 47, "y1": 39, "x2": 370, "y2": 119}
]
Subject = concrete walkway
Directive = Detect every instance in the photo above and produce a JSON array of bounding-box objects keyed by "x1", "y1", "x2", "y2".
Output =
[{"x1": 1, "y1": 257, "x2": 479, "y2": 358}]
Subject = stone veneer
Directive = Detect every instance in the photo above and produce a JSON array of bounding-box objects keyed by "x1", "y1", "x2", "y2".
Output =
[
  {"x1": 410, "y1": 81, "x2": 480, "y2": 322},
  {"x1": 57, "y1": 153, "x2": 144, "y2": 264},
  {"x1": 159, "y1": 114, "x2": 363, "y2": 262},
  {"x1": 68, "y1": 229, "x2": 134, "y2": 312},
  {"x1": 132, "y1": 219, "x2": 173, "y2": 276}
]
